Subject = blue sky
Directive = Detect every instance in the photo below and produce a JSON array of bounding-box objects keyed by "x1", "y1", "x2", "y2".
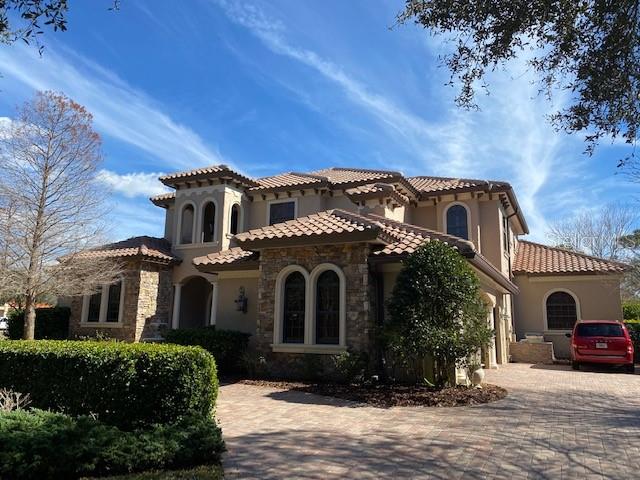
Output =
[{"x1": 0, "y1": 0, "x2": 635, "y2": 242}]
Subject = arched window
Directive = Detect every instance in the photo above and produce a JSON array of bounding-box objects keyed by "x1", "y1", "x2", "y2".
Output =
[
  {"x1": 546, "y1": 291, "x2": 578, "y2": 330},
  {"x1": 202, "y1": 202, "x2": 216, "y2": 243},
  {"x1": 180, "y1": 204, "x2": 195, "y2": 245},
  {"x1": 230, "y1": 204, "x2": 240, "y2": 235},
  {"x1": 446, "y1": 204, "x2": 469, "y2": 240},
  {"x1": 283, "y1": 271, "x2": 306, "y2": 343},
  {"x1": 315, "y1": 270, "x2": 340, "y2": 344}
]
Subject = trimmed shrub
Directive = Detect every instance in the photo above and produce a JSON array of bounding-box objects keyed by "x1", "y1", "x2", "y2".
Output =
[
  {"x1": 0, "y1": 340, "x2": 217, "y2": 429},
  {"x1": 0, "y1": 409, "x2": 224, "y2": 479},
  {"x1": 164, "y1": 327, "x2": 250, "y2": 375},
  {"x1": 623, "y1": 302, "x2": 640, "y2": 321},
  {"x1": 624, "y1": 320, "x2": 640, "y2": 363},
  {"x1": 7, "y1": 307, "x2": 70, "y2": 340}
]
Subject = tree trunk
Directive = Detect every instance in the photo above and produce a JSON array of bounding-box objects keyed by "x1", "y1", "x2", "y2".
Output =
[{"x1": 23, "y1": 296, "x2": 36, "y2": 340}]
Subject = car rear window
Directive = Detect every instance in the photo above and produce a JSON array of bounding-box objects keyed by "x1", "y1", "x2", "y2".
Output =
[{"x1": 576, "y1": 323, "x2": 624, "y2": 337}]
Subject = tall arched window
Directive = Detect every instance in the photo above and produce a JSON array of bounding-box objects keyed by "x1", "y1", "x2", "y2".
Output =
[
  {"x1": 230, "y1": 204, "x2": 240, "y2": 235},
  {"x1": 546, "y1": 291, "x2": 578, "y2": 330},
  {"x1": 180, "y1": 204, "x2": 195, "y2": 244},
  {"x1": 315, "y1": 270, "x2": 340, "y2": 344},
  {"x1": 283, "y1": 271, "x2": 306, "y2": 343},
  {"x1": 446, "y1": 204, "x2": 469, "y2": 240},
  {"x1": 202, "y1": 202, "x2": 216, "y2": 243}
]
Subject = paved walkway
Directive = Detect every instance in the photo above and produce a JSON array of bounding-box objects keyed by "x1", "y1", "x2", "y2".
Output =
[{"x1": 217, "y1": 363, "x2": 640, "y2": 479}]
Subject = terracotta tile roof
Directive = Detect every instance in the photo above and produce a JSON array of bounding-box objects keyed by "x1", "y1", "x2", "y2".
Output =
[
  {"x1": 74, "y1": 236, "x2": 179, "y2": 264},
  {"x1": 407, "y1": 176, "x2": 510, "y2": 195},
  {"x1": 193, "y1": 247, "x2": 259, "y2": 269},
  {"x1": 159, "y1": 164, "x2": 259, "y2": 188},
  {"x1": 311, "y1": 167, "x2": 401, "y2": 184},
  {"x1": 514, "y1": 241, "x2": 628, "y2": 275},
  {"x1": 150, "y1": 192, "x2": 176, "y2": 207},
  {"x1": 345, "y1": 183, "x2": 409, "y2": 205},
  {"x1": 251, "y1": 172, "x2": 327, "y2": 191},
  {"x1": 234, "y1": 209, "x2": 385, "y2": 247},
  {"x1": 367, "y1": 214, "x2": 475, "y2": 257}
]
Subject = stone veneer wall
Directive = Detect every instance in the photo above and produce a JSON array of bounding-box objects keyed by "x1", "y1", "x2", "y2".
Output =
[
  {"x1": 256, "y1": 243, "x2": 375, "y2": 377},
  {"x1": 68, "y1": 260, "x2": 172, "y2": 342}
]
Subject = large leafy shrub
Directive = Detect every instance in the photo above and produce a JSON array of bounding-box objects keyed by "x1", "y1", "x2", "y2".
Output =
[
  {"x1": 0, "y1": 340, "x2": 217, "y2": 429},
  {"x1": 624, "y1": 320, "x2": 640, "y2": 363},
  {"x1": 7, "y1": 307, "x2": 70, "y2": 340},
  {"x1": 385, "y1": 241, "x2": 493, "y2": 387},
  {"x1": 164, "y1": 327, "x2": 250, "y2": 375},
  {"x1": 0, "y1": 409, "x2": 224, "y2": 479}
]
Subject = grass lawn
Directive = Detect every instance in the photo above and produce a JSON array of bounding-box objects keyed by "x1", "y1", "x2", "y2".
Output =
[{"x1": 84, "y1": 465, "x2": 224, "y2": 480}]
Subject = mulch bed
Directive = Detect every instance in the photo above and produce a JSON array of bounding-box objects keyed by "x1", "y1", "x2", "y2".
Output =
[{"x1": 237, "y1": 379, "x2": 507, "y2": 407}]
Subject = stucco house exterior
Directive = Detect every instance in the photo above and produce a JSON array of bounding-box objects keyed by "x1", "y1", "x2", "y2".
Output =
[{"x1": 66, "y1": 165, "x2": 627, "y2": 368}]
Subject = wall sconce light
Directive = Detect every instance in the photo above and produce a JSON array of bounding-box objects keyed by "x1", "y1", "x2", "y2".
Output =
[{"x1": 235, "y1": 286, "x2": 248, "y2": 313}]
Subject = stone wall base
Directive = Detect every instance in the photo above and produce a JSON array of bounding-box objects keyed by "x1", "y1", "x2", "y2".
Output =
[{"x1": 509, "y1": 341, "x2": 555, "y2": 365}]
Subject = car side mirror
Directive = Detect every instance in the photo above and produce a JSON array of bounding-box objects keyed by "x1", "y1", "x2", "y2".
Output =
[{"x1": 565, "y1": 333, "x2": 572, "y2": 338}]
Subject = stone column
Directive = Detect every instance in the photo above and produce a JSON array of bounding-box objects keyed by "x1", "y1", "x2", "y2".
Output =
[
  {"x1": 209, "y1": 279, "x2": 219, "y2": 326},
  {"x1": 171, "y1": 283, "x2": 182, "y2": 329}
]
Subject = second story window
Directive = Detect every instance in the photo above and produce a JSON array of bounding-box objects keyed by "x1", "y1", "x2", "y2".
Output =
[
  {"x1": 202, "y1": 202, "x2": 216, "y2": 243},
  {"x1": 446, "y1": 204, "x2": 469, "y2": 240},
  {"x1": 180, "y1": 204, "x2": 195, "y2": 245},
  {"x1": 502, "y1": 214, "x2": 510, "y2": 254},
  {"x1": 269, "y1": 201, "x2": 295, "y2": 226},
  {"x1": 230, "y1": 204, "x2": 240, "y2": 235}
]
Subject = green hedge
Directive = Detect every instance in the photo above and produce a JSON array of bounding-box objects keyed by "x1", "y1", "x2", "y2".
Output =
[
  {"x1": 0, "y1": 340, "x2": 217, "y2": 429},
  {"x1": 625, "y1": 320, "x2": 640, "y2": 363},
  {"x1": 623, "y1": 302, "x2": 640, "y2": 321},
  {"x1": 164, "y1": 327, "x2": 250, "y2": 375},
  {"x1": 7, "y1": 307, "x2": 70, "y2": 340},
  {"x1": 0, "y1": 409, "x2": 224, "y2": 480}
]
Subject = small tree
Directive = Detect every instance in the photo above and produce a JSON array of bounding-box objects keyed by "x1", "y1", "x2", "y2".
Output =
[
  {"x1": 385, "y1": 241, "x2": 492, "y2": 387},
  {"x1": 0, "y1": 91, "x2": 121, "y2": 339}
]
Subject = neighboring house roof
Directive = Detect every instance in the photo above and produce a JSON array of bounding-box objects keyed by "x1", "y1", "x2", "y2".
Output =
[
  {"x1": 73, "y1": 236, "x2": 180, "y2": 265},
  {"x1": 195, "y1": 209, "x2": 518, "y2": 293},
  {"x1": 513, "y1": 241, "x2": 628, "y2": 276},
  {"x1": 159, "y1": 164, "x2": 259, "y2": 188}
]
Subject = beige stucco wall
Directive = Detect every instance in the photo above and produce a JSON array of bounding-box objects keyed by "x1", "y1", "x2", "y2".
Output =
[
  {"x1": 216, "y1": 276, "x2": 258, "y2": 335},
  {"x1": 513, "y1": 274, "x2": 623, "y2": 358}
]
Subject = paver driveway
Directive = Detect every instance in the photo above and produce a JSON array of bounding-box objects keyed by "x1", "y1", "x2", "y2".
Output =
[{"x1": 217, "y1": 363, "x2": 640, "y2": 479}]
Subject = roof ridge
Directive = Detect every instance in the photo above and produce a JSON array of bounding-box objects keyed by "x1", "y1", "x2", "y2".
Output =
[
  {"x1": 517, "y1": 240, "x2": 629, "y2": 267},
  {"x1": 326, "y1": 166, "x2": 402, "y2": 176},
  {"x1": 366, "y1": 213, "x2": 476, "y2": 251},
  {"x1": 409, "y1": 175, "x2": 510, "y2": 186}
]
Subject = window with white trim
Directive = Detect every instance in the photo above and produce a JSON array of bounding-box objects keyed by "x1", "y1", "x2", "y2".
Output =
[
  {"x1": 82, "y1": 279, "x2": 125, "y2": 325},
  {"x1": 274, "y1": 263, "x2": 346, "y2": 351},
  {"x1": 282, "y1": 271, "x2": 305, "y2": 343},
  {"x1": 446, "y1": 204, "x2": 469, "y2": 240}
]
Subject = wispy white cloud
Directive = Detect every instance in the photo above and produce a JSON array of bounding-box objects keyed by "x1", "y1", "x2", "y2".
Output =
[
  {"x1": 0, "y1": 43, "x2": 224, "y2": 169},
  {"x1": 96, "y1": 170, "x2": 169, "y2": 198},
  {"x1": 212, "y1": 0, "x2": 570, "y2": 239}
]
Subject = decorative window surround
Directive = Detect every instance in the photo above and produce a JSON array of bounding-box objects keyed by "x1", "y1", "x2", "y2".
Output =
[
  {"x1": 543, "y1": 288, "x2": 581, "y2": 332},
  {"x1": 272, "y1": 263, "x2": 346, "y2": 354},
  {"x1": 80, "y1": 279, "x2": 125, "y2": 327}
]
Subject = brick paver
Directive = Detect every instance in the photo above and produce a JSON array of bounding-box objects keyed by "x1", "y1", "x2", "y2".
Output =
[{"x1": 217, "y1": 363, "x2": 640, "y2": 479}]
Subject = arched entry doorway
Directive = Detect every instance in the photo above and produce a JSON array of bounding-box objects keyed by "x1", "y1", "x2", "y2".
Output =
[{"x1": 178, "y1": 276, "x2": 213, "y2": 329}]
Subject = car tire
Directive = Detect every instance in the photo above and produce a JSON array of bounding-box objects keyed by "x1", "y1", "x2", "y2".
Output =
[
  {"x1": 625, "y1": 364, "x2": 635, "y2": 374},
  {"x1": 572, "y1": 361, "x2": 580, "y2": 371}
]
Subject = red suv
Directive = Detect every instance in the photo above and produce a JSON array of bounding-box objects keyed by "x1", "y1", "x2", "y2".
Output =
[{"x1": 569, "y1": 320, "x2": 635, "y2": 373}]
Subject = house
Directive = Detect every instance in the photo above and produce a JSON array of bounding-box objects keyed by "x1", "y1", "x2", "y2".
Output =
[{"x1": 66, "y1": 165, "x2": 627, "y2": 370}]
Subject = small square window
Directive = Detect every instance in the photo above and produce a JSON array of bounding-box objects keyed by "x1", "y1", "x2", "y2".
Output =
[{"x1": 269, "y1": 201, "x2": 295, "y2": 226}]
